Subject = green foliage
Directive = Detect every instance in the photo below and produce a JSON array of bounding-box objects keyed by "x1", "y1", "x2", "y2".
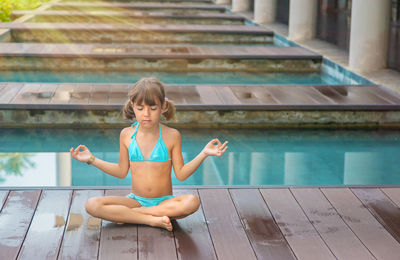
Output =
[
  {"x1": 0, "y1": 0, "x2": 11, "y2": 22},
  {"x1": 0, "y1": 0, "x2": 51, "y2": 22},
  {"x1": 0, "y1": 153, "x2": 36, "y2": 183}
]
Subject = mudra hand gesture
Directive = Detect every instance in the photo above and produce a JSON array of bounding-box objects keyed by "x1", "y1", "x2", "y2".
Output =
[
  {"x1": 202, "y1": 138, "x2": 228, "y2": 157},
  {"x1": 70, "y1": 144, "x2": 93, "y2": 163}
]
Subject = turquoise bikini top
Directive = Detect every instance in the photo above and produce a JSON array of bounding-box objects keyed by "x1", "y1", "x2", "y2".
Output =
[{"x1": 128, "y1": 122, "x2": 171, "y2": 162}]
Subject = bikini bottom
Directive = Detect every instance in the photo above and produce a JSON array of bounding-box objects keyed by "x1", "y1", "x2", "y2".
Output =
[{"x1": 126, "y1": 193, "x2": 174, "y2": 207}]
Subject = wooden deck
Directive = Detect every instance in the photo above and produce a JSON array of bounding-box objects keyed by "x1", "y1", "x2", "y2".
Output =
[
  {"x1": 1, "y1": 83, "x2": 399, "y2": 111},
  {"x1": 1, "y1": 187, "x2": 400, "y2": 259}
]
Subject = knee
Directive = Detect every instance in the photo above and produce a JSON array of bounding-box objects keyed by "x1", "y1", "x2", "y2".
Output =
[
  {"x1": 85, "y1": 197, "x2": 103, "y2": 216},
  {"x1": 183, "y1": 194, "x2": 200, "y2": 215}
]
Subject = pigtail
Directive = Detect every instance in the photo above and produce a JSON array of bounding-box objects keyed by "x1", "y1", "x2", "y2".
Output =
[
  {"x1": 163, "y1": 100, "x2": 176, "y2": 121},
  {"x1": 122, "y1": 99, "x2": 135, "y2": 120}
]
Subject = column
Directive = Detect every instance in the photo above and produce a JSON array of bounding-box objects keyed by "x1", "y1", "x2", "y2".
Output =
[
  {"x1": 254, "y1": 0, "x2": 277, "y2": 24},
  {"x1": 232, "y1": 0, "x2": 251, "y2": 12},
  {"x1": 349, "y1": 0, "x2": 391, "y2": 71},
  {"x1": 288, "y1": 0, "x2": 318, "y2": 41}
]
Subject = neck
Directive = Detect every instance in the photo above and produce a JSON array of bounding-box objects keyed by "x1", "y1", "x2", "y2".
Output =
[{"x1": 138, "y1": 122, "x2": 159, "y2": 135}]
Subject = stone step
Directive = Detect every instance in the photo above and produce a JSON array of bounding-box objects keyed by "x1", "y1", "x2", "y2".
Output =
[
  {"x1": 0, "y1": 43, "x2": 322, "y2": 72},
  {"x1": 11, "y1": 10, "x2": 245, "y2": 25}
]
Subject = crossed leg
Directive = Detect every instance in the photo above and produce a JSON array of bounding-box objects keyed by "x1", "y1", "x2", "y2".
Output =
[
  {"x1": 85, "y1": 196, "x2": 173, "y2": 231},
  {"x1": 85, "y1": 194, "x2": 200, "y2": 231}
]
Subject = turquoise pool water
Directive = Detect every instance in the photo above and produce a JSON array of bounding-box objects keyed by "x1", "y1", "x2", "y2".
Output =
[
  {"x1": 0, "y1": 128, "x2": 399, "y2": 187},
  {"x1": 0, "y1": 71, "x2": 347, "y2": 85}
]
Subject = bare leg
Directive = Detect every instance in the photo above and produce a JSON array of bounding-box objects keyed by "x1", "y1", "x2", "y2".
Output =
[
  {"x1": 85, "y1": 196, "x2": 173, "y2": 231},
  {"x1": 132, "y1": 194, "x2": 200, "y2": 219}
]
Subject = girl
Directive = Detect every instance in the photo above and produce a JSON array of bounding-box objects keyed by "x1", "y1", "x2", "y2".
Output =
[{"x1": 70, "y1": 78, "x2": 228, "y2": 231}]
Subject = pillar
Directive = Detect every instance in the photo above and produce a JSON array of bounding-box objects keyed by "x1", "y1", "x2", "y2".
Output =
[
  {"x1": 254, "y1": 0, "x2": 277, "y2": 24},
  {"x1": 288, "y1": 0, "x2": 318, "y2": 41},
  {"x1": 349, "y1": 0, "x2": 391, "y2": 71},
  {"x1": 232, "y1": 0, "x2": 251, "y2": 12}
]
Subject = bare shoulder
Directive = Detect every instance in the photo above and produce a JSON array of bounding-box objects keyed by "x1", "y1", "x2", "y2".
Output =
[
  {"x1": 161, "y1": 124, "x2": 181, "y2": 141},
  {"x1": 120, "y1": 126, "x2": 132, "y2": 137}
]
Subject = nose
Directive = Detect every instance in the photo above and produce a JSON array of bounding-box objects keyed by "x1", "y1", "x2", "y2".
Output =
[{"x1": 144, "y1": 107, "x2": 150, "y2": 116}]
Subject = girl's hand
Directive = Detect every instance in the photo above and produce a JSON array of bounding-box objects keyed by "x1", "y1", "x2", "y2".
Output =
[
  {"x1": 70, "y1": 144, "x2": 92, "y2": 163},
  {"x1": 202, "y1": 138, "x2": 228, "y2": 157}
]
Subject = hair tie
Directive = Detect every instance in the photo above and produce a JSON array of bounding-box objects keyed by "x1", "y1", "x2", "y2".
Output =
[{"x1": 164, "y1": 97, "x2": 168, "y2": 102}]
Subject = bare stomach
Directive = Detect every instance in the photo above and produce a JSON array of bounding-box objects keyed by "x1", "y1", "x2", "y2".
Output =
[{"x1": 130, "y1": 161, "x2": 173, "y2": 198}]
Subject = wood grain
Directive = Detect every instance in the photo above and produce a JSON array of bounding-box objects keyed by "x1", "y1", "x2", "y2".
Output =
[
  {"x1": 199, "y1": 189, "x2": 257, "y2": 259},
  {"x1": 260, "y1": 189, "x2": 335, "y2": 260},
  {"x1": 18, "y1": 190, "x2": 73, "y2": 260},
  {"x1": 0, "y1": 190, "x2": 41, "y2": 260},
  {"x1": 230, "y1": 189, "x2": 296, "y2": 260}
]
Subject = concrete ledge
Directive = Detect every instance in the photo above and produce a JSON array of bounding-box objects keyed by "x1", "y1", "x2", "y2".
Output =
[
  {"x1": 0, "y1": 57, "x2": 320, "y2": 72},
  {"x1": 11, "y1": 10, "x2": 244, "y2": 22},
  {"x1": 1, "y1": 109, "x2": 400, "y2": 128},
  {"x1": 48, "y1": 2, "x2": 226, "y2": 13}
]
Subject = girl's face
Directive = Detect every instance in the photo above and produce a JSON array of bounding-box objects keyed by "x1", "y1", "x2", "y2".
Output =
[{"x1": 132, "y1": 98, "x2": 165, "y2": 127}]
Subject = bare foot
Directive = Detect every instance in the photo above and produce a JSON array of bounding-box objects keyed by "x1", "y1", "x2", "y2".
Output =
[{"x1": 152, "y1": 216, "x2": 173, "y2": 231}]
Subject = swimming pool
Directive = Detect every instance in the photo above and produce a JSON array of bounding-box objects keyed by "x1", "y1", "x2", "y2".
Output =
[
  {"x1": 0, "y1": 71, "x2": 347, "y2": 85},
  {"x1": 0, "y1": 127, "x2": 399, "y2": 187}
]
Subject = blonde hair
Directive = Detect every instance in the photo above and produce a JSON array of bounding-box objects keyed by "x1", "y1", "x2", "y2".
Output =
[{"x1": 122, "y1": 77, "x2": 175, "y2": 121}]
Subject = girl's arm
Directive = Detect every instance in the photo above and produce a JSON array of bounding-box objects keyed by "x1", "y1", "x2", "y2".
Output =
[
  {"x1": 171, "y1": 131, "x2": 228, "y2": 181},
  {"x1": 70, "y1": 129, "x2": 130, "y2": 179}
]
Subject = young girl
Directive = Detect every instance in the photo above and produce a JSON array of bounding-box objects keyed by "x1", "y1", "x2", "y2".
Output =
[{"x1": 70, "y1": 77, "x2": 228, "y2": 231}]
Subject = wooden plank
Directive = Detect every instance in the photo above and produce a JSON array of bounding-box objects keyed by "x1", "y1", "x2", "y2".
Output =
[
  {"x1": 198, "y1": 189, "x2": 256, "y2": 259},
  {"x1": 50, "y1": 84, "x2": 74, "y2": 104},
  {"x1": 12, "y1": 84, "x2": 40, "y2": 103},
  {"x1": 322, "y1": 188, "x2": 400, "y2": 260},
  {"x1": 291, "y1": 188, "x2": 374, "y2": 260},
  {"x1": 381, "y1": 188, "x2": 400, "y2": 207},
  {"x1": 58, "y1": 190, "x2": 103, "y2": 260},
  {"x1": 173, "y1": 189, "x2": 217, "y2": 260},
  {"x1": 196, "y1": 86, "x2": 222, "y2": 105},
  {"x1": 138, "y1": 220, "x2": 177, "y2": 259},
  {"x1": 352, "y1": 188, "x2": 400, "y2": 243},
  {"x1": 216, "y1": 87, "x2": 241, "y2": 105},
  {"x1": 260, "y1": 189, "x2": 335, "y2": 260},
  {"x1": 0, "y1": 190, "x2": 41, "y2": 260},
  {"x1": 18, "y1": 190, "x2": 73, "y2": 260},
  {"x1": 0, "y1": 190, "x2": 9, "y2": 212},
  {"x1": 0, "y1": 84, "x2": 24, "y2": 103},
  {"x1": 98, "y1": 190, "x2": 138, "y2": 260},
  {"x1": 229, "y1": 189, "x2": 296, "y2": 259}
]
